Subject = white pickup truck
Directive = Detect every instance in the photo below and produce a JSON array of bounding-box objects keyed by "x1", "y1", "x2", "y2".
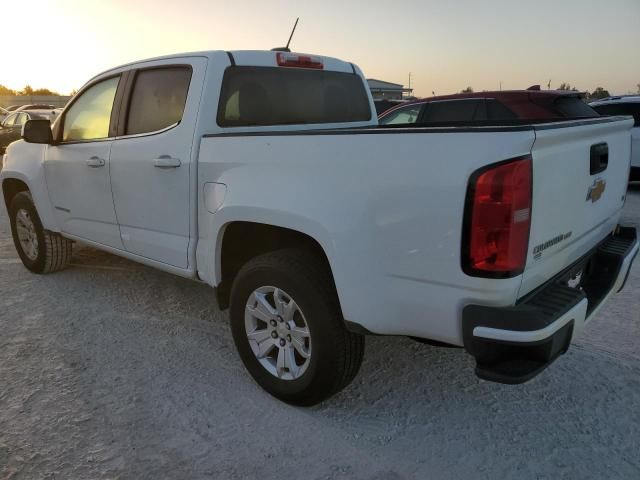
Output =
[{"x1": 1, "y1": 50, "x2": 638, "y2": 405}]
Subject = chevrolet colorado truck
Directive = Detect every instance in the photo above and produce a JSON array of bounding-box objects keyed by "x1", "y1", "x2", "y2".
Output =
[{"x1": 1, "y1": 50, "x2": 638, "y2": 405}]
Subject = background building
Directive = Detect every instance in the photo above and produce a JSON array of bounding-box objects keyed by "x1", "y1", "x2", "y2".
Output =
[{"x1": 367, "y1": 79, "x2": 413, "y2": 100}]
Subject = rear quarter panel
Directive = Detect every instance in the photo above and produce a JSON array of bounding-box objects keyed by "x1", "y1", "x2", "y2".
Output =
[{"x1": 197, "y1": 128, "x2": 536, "y2": 344}]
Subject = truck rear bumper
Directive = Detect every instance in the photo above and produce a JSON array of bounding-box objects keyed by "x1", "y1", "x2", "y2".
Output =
[{"x1": 462, "y1": 226, "x2": 638, "y2": 384}]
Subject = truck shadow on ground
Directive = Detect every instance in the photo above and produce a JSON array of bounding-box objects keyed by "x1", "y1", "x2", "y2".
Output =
[{"x1": 56, "y1": 244, "x2": 640, "y2": 464}]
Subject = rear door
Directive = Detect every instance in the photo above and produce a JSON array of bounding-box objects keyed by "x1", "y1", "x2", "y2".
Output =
[
  {"x1": 519, "y1": 117, "x2": 634, "y2": 296},
  {"x1": 109, "y1": 59, "x2": 205, "y2": 268}
]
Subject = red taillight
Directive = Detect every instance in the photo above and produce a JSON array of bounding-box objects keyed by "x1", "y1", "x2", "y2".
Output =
[
  {"x1": 276, "y1": 52, "x2": 323, "y2": 69},
  {"x1": 463, "y1": 157, "x2": 532, "y2": 277}
]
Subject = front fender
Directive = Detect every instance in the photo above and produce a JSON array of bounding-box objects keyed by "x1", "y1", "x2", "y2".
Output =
[{"x1": 1, "y1": 141, "x2": 59, "y2": 231}]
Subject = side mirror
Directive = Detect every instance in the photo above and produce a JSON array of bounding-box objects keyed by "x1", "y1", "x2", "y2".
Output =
[{"x1": 22, "y1": 119, "x2": 53, "y2": 144}]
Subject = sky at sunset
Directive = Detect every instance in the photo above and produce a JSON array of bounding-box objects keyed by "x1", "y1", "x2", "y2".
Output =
[{"x1": 2, "y1": 0, "x2": 639, "y2": 97}]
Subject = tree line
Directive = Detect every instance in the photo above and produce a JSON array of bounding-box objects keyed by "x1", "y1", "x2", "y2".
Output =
[{"x1": 0, "y1": 84, "x2": 62, "y2": 96}]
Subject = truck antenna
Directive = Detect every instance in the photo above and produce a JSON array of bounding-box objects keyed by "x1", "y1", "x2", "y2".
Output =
[
  {"x1": 286, "y1": 18, "x2": 299, "y2": 50},
  {"x1": 271, "y1": 18, "x2": 299, "y2": 52}
]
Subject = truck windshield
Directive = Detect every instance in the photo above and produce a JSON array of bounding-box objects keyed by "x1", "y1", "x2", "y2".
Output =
[{"x1": 217, "y1": 66, "x2": 371, "y2": 127}]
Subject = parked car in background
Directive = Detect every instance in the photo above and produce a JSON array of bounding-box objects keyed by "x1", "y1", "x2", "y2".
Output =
[
  {"x1": 0, "y1": 106, "x2": 9, "y2": 122},
  {"x1": 15, "y1": 105, "x2": 61, "y2": 124},
  {"x1": 15, "y1": 104, "x2": 57, "y2": 112},
  {"x1": 590, "y1": 96, "x2": 640, "y2": 181},
  {"x1": 0, "y1": 112, "x2": 44, "y2": 154},
  {"x1": 379, "y1": 89, "x2": 599, "y2": 125},
  {"x1": 4, "y1": 105, "x2": 21, "y2": 112}
]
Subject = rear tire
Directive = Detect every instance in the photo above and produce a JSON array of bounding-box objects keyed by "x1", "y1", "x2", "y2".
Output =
[
  {"x1": 229, "y1": 248, "x2": 364, "y2": 406},
  {"x1": 9, "y1": 191, "x2": 72, "y2": 274}
]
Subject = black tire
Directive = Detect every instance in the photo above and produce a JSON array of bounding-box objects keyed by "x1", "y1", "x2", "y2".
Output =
[
  {"x1": 230, "y1": 248, "x2": 364, "y2": 406},
  {"x1": 9, "y1": 191, "x2": 72, "y2": 274}
]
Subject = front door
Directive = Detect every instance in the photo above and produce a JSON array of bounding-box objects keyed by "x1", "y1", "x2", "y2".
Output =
[
  {"x1": 109, "y1": 61, "x2": 203, "y2": 268},
  {"x1": 44, "y1": 75, "x2": 123, "y2": 248}
]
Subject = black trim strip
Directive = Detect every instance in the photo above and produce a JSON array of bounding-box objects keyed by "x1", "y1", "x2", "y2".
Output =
[
  {"x1": 532, "y1": 115, "x2": 629, "y2": 131},
  {"x1": 226, "y1": 51, "x2": 236, "y2": 66},
  {"x1": 202, "y1": 116, "x2": 630, "y2": 139},
  {"x1": 203, "y1": 125, "x2": 534, "y2": 138},
  {"x1": 349, "y1": 62, "x2": 356, "y2": 74}
]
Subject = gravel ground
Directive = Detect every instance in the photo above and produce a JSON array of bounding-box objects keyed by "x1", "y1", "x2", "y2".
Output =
[{"x1": 1, "y1": 186, "x2": 639, "y2": 480}]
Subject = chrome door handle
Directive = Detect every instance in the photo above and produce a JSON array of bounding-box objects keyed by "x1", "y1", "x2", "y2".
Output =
[
  {"x1": 154, "y1": 155, "x2": 181, "y2": 168},
  {"x1": 86, "y1": 156, "x2": 105, "y2": 168}
]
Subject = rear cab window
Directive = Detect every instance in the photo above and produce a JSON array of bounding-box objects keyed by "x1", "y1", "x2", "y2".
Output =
[{"x1": 217, "y1": 67, "x2": 371, "y2": 127}]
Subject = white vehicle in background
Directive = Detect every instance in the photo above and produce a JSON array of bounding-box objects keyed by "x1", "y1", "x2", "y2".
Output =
[
  {"x1": 1, "y1": 50, "x2": 638, "y2": 405},
  {"x1": 0, "y1": 106, "x2": 9, "y2": 122},
  {"x1": 14, "y1": 104, "x2": 63, "y2": 124},
  {"x1": 590, "y1": 96, "x2": 640, "y2": 181}
]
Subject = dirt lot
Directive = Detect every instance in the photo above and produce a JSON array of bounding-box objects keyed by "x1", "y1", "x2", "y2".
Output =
[{"x1": 1, "y1": 186, "x2": 639, "y2": 480}]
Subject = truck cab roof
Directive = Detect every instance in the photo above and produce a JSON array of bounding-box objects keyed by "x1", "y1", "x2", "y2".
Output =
[{"x1": 90, "y1": 50, "x2": 358, "y2": 84}]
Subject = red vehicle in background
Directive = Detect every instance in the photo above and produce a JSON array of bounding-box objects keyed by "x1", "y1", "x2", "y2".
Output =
[{"x1": 378, "y1": 86, "x2": 599, "y2": 125}]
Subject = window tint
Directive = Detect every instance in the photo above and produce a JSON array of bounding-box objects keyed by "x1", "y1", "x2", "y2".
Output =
[
  {"x1": 422, "y1": 100, "x2": 482, "y2": 123},
  {"x1": 486, "y1": 100, "x2": 518, "y2": 120},
  {"x1": 63, "y1": 76, "x2": 119, "y2": 141},
  {"x1": 593, "y1": 103, "x2": 640, "y2": 126},
  {"x1": 379, "y1": 105, "x2": 422, "y2": 125},
  {"x1": 553, "y1": 97, "x2": 598, "y2": 118},
  {"x1": 125, "y1": 67, "x2": 192, "y2": 135},
  {"x1": 217, "y1": 67, "x2": 371, "y2": 127}
]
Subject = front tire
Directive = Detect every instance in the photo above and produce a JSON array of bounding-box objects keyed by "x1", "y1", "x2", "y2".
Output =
[
  {"x1": 229, "y1": 249, "x2": 364, "y2": 406},
  {"x1": 9, "y1": 191, "x2": 72, "y2": 274}
]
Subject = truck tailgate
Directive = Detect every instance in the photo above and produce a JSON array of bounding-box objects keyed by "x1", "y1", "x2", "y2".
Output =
[{"x1": 520, "y1": 117, "x2": 634, "y2": 297}]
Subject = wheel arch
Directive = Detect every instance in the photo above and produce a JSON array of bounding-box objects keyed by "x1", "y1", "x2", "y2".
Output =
[
  {"x1": 2, "y1": 177, "x2": 30, "y2": 212},
  {"x1": 214, "y1": 220, "x2": 340, "y2": 313},
  {"x1": 1, "y1": 174, "x2": 58, "y2": 231}
]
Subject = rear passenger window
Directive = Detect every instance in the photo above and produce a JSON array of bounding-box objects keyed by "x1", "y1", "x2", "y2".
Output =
[
  {"x1": 125, "y1": 67, "x2": 192, "y2": 135},
  {"x1": 379, "y1": 105, "x2": 422, "y2": 125},
  {"x1": 15, "y1": 113, "x2": 28, "y2": 126},
  {"x1": 553, "y1": 97, "x2": 598, "y2": 118},
  {"x1": 486, "y1": 100, "x2": 518, "y2": 121},
  {"x1": 593, "y1": 103, "x2": 640, "y2": 127},
  {"x1": 422, "y1": 100, "x2": 482, "y2": 123},
  {"x1": 2, "y1": 114, "x2": 17, "y2": 127}
]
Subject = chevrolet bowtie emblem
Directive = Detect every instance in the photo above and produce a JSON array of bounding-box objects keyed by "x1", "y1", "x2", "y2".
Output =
[{"x1": 586, "y1": 178, "x2": 606, "y2": 203}]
